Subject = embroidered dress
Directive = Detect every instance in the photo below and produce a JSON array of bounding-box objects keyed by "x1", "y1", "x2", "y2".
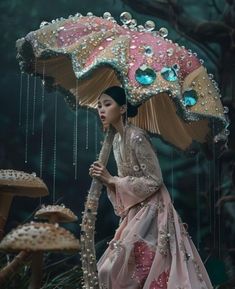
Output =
[{"x1": 97, "y1": 124, "x2": 213, "y2": 289}]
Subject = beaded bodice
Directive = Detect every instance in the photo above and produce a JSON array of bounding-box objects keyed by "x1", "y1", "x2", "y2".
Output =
[{"x1": 112, "y1": 124, "x2": 162, "y2": 180}]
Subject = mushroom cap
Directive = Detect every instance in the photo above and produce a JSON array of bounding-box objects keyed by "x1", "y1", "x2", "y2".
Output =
[
  {"x1": 0, "y1": 222, "x2": 80, "y2": 252},
  {"x1": 0, "y1": 170, "x2": 48, "y2": 197},
  {"x1": 35, "y1": 205, "x2": 78, "y2": 223}
]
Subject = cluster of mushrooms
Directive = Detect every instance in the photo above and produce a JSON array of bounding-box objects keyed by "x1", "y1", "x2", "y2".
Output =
[{"x1": 0, "y1": 169, "x2": 80, "y2": 289}]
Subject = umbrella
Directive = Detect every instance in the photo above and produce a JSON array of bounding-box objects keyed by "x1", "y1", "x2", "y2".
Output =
[{"x1": 16, "y1": 11, "x2": 229, "y2": 288}]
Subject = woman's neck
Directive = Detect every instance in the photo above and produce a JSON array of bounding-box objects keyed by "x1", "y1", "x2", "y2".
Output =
[{"x1": 112, "y1": 119, "x2": 126, "y2": 138}]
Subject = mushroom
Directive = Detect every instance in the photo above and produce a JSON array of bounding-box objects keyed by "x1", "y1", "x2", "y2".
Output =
[
  {"x1": 0, "y1": 169, "x2": 49, "y2": 239},
  {"x1": 0, "y1": 222, "x2": 80, "y2": 289},
  {"x1": 34, "y1": 204, "x2": 78, "y2": 224}
]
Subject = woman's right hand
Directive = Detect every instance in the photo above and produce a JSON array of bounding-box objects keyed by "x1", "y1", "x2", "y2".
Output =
[{"x1": 89, "y1": 161, "x2": 112, "y2": 184}]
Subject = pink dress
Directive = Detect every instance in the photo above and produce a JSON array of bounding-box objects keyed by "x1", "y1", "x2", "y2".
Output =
[{"x1": 97, "y1": 124, "x2": 213, "y2": 289}]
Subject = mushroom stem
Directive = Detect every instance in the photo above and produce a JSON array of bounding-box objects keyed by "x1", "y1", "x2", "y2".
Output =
[
  {"x1": 0, "y1": 195, "x2": 13, "y2": 239},
  {"x1": 28, "y1": 251, "x2": 43, "y2": 289},
  {"x1": 48, "y1": 214, "x2": 58, "y2": 224},
  {"x1": 0, "y1": 251, "x2": 31, "y2": 284}
]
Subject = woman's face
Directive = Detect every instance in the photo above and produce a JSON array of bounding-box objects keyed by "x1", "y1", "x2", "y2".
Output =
[{"x1": 97, "y1": 94, "x2": 123, "y2": 128}]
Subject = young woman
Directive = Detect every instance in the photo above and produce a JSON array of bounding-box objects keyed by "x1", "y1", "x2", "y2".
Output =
[{"x1": 89, "y1": 86, "x2": 213, "y2": 289}]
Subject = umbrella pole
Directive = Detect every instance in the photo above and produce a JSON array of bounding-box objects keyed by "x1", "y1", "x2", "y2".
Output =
[{"x1": 80, "y1": 126, "x2": 116, "y2": 289}]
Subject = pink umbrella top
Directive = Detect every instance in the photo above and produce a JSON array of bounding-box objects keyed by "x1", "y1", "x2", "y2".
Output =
[{"x1": 16, "y1": 12, "x2": 229, "y2": 152}]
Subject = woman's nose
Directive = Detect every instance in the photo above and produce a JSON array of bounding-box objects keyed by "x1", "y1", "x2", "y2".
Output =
[{"x1": 99, "y1": 107, "x2": 105, "y2": 114}]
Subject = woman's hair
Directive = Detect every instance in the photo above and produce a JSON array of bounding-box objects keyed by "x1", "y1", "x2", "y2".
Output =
[{"x1": 101, "y1": 86, "x2": 139, "y2": 118}]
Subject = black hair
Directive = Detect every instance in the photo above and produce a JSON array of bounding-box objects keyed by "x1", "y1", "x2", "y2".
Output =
[{"x1": 101, "y1": 86, "x2": 139, "y2": 118}]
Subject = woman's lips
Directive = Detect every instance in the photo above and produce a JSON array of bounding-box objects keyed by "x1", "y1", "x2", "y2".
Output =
[{"x1": 100, "y1": 115, "x2": 106, "y2": 121}]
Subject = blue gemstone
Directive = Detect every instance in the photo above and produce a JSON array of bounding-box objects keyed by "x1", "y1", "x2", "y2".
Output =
[
  {"x1": 161, "y1": 67, "x2": 178, "y2": 81},
  {"x1": 135, "y1": 65, "x2": 156, "y2": 85},
  {"x1": 182, "y1": 90, "x2": 198, "y2": 107}
]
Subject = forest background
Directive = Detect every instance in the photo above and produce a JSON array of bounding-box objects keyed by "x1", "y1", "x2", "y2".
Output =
[{"x1": 0, "y1": 0, "x2": 234, "y2": 288}]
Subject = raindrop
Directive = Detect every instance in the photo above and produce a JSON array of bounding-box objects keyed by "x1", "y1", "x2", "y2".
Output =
[
  {"x1": 223, "y1": 106, "x2": 229, "y2": 114},
  {"x1": 225, "y1": 129, "x2": 230, "y2": 136},
  {"x1": 120, "y1": 12, "x2": 132, "y2": 25},
  {"x1": 73, "y1": 80, "x2": 79, "y2": 180},
  {"x1": 52, "y1": 89, "x2": 58, "y2": 203},
  {"x1": 137, "y1": 25, "x2": 144, "y2": 32},
  {"x1": 40, "y1": 21, "x2": 49, "y2": 28},
  {"x1": 159, "y1": 27, "x2": 168, "y2": 38},
  {"x1": 32, "y1": 60, "x2": 37, "y2": 135},
  {"x1": 86, "y1": 107, "x2": 89, "y2": 150},
  {"x1": 19, "y1": 72, "x2": 23, "y2": 127},
  {"x1": 40, "y1": 64, "x2": 45, "y2": 179},
  {"x1": 25, "y1": 75, "x2": 30, "y2": 164},
  {"x1": 208, "y1": 73, "x2": 214, "y2": 80},
  {"x1": 129, "y1": 19, "x2": 137, "y2": 27},
  {"x1": 196, "y1": 154, "x2": 201, "y2": 250},
  {"x1": 144, "y1": 20, "x2": 155, "y2": 31},
  {"x1": 171, "y1": 148, "x2": 174, "y2": 202},
  {"x1": 103, "y1": 12, "x2": 112, "y2": 19},
  {"x1": 95, "y1": 116, "x2": 98, "y2": 159}
]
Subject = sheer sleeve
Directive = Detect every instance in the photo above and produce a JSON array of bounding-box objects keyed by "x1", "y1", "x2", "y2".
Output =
[{"x1": 107, "y1": 131, "x2": 163, "y2": 217}]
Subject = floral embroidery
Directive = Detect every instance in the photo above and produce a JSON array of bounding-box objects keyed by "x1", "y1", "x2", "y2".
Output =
[
  {"x1": 150, "y1": 270, "x2": 169, "y2": 289},
  {"x1": 132, "y1": 240, "x2": 155, "y2": 285},
  {"x1": 140, "y1": 163, "x2": 147, "y2": 170},
  {"x1": 158, "y1": 225, "x2": 170, "y2": 256}
]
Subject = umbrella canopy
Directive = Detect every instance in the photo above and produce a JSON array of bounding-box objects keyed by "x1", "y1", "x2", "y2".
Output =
[{"x1": 16, "y1": 12, "x2": 228, "y2": 152}]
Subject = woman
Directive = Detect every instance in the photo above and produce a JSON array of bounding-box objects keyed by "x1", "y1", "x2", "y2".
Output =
[{"x1": 89, "y1": 86, "x2": 213, "y2": 289}]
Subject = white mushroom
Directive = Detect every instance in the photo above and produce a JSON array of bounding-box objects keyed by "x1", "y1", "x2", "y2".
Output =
[
  {"x1": 0, "y1": 169, "x2": 49, "y2": 239},
  {"x1": 0, "y1": 222, "x2": 80, "y2": 289},
  {"x1": 34, "y1": 204, "x2": 78, "y2": 223}
]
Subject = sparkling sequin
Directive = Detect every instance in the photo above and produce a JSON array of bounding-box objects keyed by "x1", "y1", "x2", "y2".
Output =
[
  {"x1": 135, "y1": 65, "x2": 156, "y2": 85},
  {"x1": 182, "y1": 90, "x2": 198, "y2": 107},
  {"x1": 161, "y1": 67, "x2": 178, "y2": 82}
]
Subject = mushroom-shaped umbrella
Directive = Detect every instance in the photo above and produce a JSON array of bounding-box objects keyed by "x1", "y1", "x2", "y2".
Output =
[
  {"x1": 0, "y1": 170, "x2": 49, "y2": 239},
  {"x1": 15, "y1": 11, "x2": 229, "y2": 289},
  {"x1": 0, "y1": 222, "x2": 80, "y2": 289},
  {"x1": 34, "y1": 204, "x2": 78, "y2": 223}
]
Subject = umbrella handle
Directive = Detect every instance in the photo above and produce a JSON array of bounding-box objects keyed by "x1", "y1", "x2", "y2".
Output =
[{"x1": 80, "y1": 125, "x2": 116, "y2": 289}]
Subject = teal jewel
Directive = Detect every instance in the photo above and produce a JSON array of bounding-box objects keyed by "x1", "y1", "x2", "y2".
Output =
[
  {"x1": 182, "y1": 90, "x2": 198, "y2": 107},
  {"x1": 135, "y1": 65, "x2": 156, "y2": 85},
  {"x1": 161, "y1": 66, "x2": 178, "y2": 81}
]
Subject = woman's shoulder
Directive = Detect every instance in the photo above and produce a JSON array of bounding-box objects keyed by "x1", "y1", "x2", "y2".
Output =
[{"x1": 127, "y1": 124, "x2": 149, "y2": 143}]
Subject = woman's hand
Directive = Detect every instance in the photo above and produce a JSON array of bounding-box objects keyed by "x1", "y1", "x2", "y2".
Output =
[{"x1": 89, "y1": 161, "x2": 114, "y2": 187}]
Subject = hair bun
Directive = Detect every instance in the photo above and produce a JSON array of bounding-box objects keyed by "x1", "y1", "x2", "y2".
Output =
[{"x1": 127, "y1": 103, "x2": 139, "y2": 118}]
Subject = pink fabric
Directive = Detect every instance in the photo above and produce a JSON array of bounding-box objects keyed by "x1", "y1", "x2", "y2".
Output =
[
  {"x1": 150, "y1": 271, "x2": 169, "y2": 289},
  {"x1": 56, "y1": 16, "x2": 200, "y2": 84},
  {"x1": 97, "y1": 124, "x2": 213, "y2": 289}
]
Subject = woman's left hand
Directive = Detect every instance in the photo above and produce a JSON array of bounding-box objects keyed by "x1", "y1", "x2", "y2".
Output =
[{"x1": 89, "y1": 161, "x2": 113, "y2": 186}]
